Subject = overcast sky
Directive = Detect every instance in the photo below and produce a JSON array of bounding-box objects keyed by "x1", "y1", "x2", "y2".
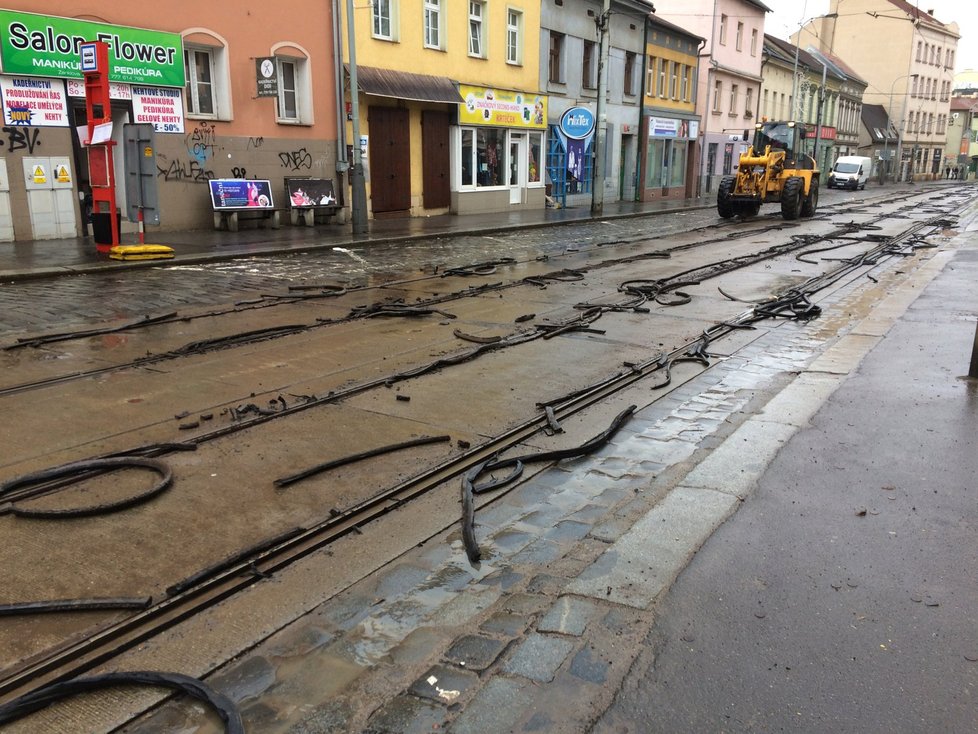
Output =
[{"x1": 762, "y1": 0, "x2": 978, "y2": 73}]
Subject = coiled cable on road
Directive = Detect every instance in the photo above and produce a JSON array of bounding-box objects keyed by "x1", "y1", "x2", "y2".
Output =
[
  {"x1": 0, "y1": 457, "x2": 172, "y2": 520},
  {"x1": 0, "y1": 671, "x2": 243, "y2": 733},
  {"x1": 460, "y1": 405, "x2": 637, "y2": 563}
]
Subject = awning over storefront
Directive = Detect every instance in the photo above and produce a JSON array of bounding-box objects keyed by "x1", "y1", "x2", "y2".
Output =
[{"x1": 350, "y1": 65, "x2": 462, "y2": 104}]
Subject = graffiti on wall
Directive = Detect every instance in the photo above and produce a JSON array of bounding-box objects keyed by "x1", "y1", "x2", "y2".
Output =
[
  {"x1": 278, "y1": 147, "x2": 312, "y2": 171},
  {"x1": 157, "y1": 153, "x2": 214, "y2": 184},
  {"x1": 1, "y1": 125, "x2": 41, "y2": 154}
]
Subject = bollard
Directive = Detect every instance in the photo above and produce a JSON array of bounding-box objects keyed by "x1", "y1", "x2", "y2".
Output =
[{"x1": 970, "y1": 321, "x2": 978, "y2": 379}]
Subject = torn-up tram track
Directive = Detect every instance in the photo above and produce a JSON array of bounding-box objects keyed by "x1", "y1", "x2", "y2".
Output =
[{"x1": 0, "y1": 189, "x2": 969, "y2": 718}]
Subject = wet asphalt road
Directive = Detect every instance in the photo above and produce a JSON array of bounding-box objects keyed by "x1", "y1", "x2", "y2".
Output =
[
  {"x1": 594, "y1": 245, "x2": 978, "y2": 731},
  {"x1": 0, "y1": 188, "x2": 876, "y2": 336},
  {"x1": 0, "y1": 212, "x2": 710, "y2": 335}
]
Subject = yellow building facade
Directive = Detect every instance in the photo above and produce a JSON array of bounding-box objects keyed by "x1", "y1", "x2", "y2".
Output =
[
  {"x1": 640, "y1": 17, "x2": 702, "y2": 201},
  {"x1": 340, "y1": 0, "x2": 546, "y2": 217}
]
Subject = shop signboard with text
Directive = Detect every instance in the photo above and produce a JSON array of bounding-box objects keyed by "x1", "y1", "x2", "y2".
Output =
[
  {"x1": 131, "y1": 86, "x2": 184, "y2": 133},
  {"x1": 0, "y1": 10, "x2": 184, "y2": 87},
  {"x1": 647, "y1": 116, "x2": 698, "y2": 140},
  {"x1": 0, "y1": 75, "x2": 68, "y2": 126},
  {"x1": 459, "y1": 85, "x2": 547, "y2": 129}
]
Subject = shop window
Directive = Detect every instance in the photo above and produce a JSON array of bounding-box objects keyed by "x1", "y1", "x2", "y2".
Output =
[
  {"x1": 528, "y1": 131, "x2": 542, "y2": 183},
  {"x1": 469, "y1": 1, "x2": 486, "y2": 58},
  {"x1": 424, "y1": 0, "x2": 444, "y2": 50},
  {"x1": 373, "y1": 0, "x2": 398, "y2": 41},
  {"x1": 506, "y1": 8, "x2": 523, "y2": 65},
  {"x1": 459, "y1": 127, "x2": 506, "y2": 188},
  {"x1": 183, "y1": 36, "x2": 231, "y2": 120}
]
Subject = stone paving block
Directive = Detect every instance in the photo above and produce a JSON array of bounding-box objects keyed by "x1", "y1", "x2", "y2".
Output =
[
  {"x1": 501, "y1": 592, "x2": 550, "y2": 616},
  {"x1": 374, "y1": 563, "x2": 433, "y2": 599},
  {"x1": 409, "y1": 663, "x2": 479, "y2": 704},
  {"x1": 568, "y1": 503, "x2": 614, "y2": 524},
  {"x1": 485, "y1": 528, "x2": 535, "y2": 552},
  {"x1": 569, "y1": 645, "x2": 611, "y2": 684},
  {"x1": 444, "y1": 634, "x2": 508, "y2": 671},
  {"x1": 509, "y1": 537, "x2": 563, "y2": 566},
  {"x1": 544, "y1": 519, "x2": 591, "y2": 543},
  {"x1": 430, "y1": 586, "x2": 500, "y2": 627},
  {"x1": 365, "y1": 694, "x2": 449, "y2": 734},
  {"x1": 476, "y1": 567, "x2": 524, "y2": 591},
  {"x1": 386, "y1": 627, "x2": 452, "y2": 667},
  {"x1": 537, "y1": 596, "x2": 599, "y2": 636},
  {"x1": 501, "y1": 633, "x2": 576, "y2": 682},
  {"x1": 526, "y1": 573, "x2": 565, "y2": 595},
  {"x1": 479, "y1": 611, "x2": 529, "y2": 637},
  {"x1": 518, "y1": 503, "x2": 569, "y2": 528},
  {"x1": 449, "y1": 677, "x2": 533, "y2": 734}
]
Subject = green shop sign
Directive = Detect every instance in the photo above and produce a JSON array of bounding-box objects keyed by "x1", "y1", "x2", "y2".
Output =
[{"x1": 0, "y1": 10, "x2": 184, "y2": 87}]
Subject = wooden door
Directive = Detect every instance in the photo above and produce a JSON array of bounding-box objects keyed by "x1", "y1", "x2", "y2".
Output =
[
  {"x1": 421, "y1": 110, "x2": 450, "y2": 209},
  {"x1": 368, "y1": 106, "x2": 411, "y2": 213}
]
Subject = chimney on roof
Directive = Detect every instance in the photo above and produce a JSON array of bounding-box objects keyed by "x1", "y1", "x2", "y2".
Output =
[{"x1": 927, "y1": 8, "x2": 934, "y2": 14}]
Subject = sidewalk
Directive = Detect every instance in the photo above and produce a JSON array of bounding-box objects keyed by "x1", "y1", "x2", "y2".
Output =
[{"x1": 0, "y1": 197, "x2": 712, "y2": 283}]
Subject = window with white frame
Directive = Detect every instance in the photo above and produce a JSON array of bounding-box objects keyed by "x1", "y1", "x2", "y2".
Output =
[
  {"x1": 646, "y1": 55, "x2": 656, "y2": 96},
  {"x1": 657, "y1": 57, "x2": 665, "y2": 97},
  {"x1": 277, "y1": 57, "x2": 298, "y2": 121},
  {"x1": 459, "y1": 127, "x2": 505, "y2": 187},
  {"x1": 680, "y1": 63, "x2": 688, "y2": 101},
  {"x1": 736, "y1": 21, "x2": 743, "y2": 51},
  {"x1": 373, "y1": 0, "x2": 397, "y2": 40},
  {"x1": 183, "y1": 40, "x2": 230, "y2": 120},
  {"x1": 719, "y1": 15, "x2": 727, "y2": 45},
  {"x1": 274, "y1": 53, "x2": 311, "y2": 124},
  {"x1": 670, "y1": 61, "x2": 678, "y2": 99},
  {"x1": 744, "y1": 87, "x2": 753, "y2": 117},
  {"x1": 469, "y1": 1, "x2": 486, "y2": 57},
  {"x1": 713, "y1": 79, "x2": 722, "y2": 112},
  {"x1": 750, "y1": 28, "x2": 758, "y2": 56},
  {"x1": 729, "y1": 83, "x2": 738, "y2": 115},
  {"x1": 506, "y1": 8, "x2": 523, "y2": 65},
  {"x1": 184, "y1": 47, "x2": 215, "y2": 116},
  {"x1": 424, "y1": 0, "x2": 444, "y2": 50}
]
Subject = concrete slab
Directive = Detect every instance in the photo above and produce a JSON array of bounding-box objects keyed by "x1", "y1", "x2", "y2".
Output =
[
  {"x1": 679, "y1": 418, "x2": 798, "y2": 497},
  {"x1": 567, "y1": 486, "x2": 738, "y2": 609},
  {"x1": 805, "y1": 333, "x2": 881, "y2": 374}
]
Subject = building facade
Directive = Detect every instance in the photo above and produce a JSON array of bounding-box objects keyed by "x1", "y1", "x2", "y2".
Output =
[
  {"x1": 0, "y1": 2, "x2": 339, "y2": 242},
  {"x1": 946, "y1": 95, "x2": 978, "y2": 177},
  {"x1": 342, "y1": 0, "x2": 545, "y2": 218},
  {"x1": 639, "y1": 15, "x2": 702, "y2": 201},
  {"x1": 799, "y1": 0, "x2": 960, "y2": 181},
  {"x1": 655, "y1": 0, "x2": 769, "y2": 194}
]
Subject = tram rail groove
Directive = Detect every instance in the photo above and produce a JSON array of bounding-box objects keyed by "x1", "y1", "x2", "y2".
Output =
[{"x1": 0, "y1": 207, "x2": 960, "y2": 709}]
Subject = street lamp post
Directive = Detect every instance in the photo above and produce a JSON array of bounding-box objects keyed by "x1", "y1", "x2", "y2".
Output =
[
  {"x1": 790, "y1": 13, "x2": 837, "y2": 120},
  {"x1": 891, "y1": 73, "x2": 918, "y2": 183}
]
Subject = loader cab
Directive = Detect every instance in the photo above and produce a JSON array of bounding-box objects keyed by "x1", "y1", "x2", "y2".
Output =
[{"x1": 752, "y1": 121, "x2": 813, "y2": 169}]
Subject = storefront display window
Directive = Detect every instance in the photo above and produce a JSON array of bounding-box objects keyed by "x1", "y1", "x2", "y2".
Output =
[
  {"x1": 461, "y1": 129, "x2": 474, "y2": 186},
  {"x1": 528, "y1": 131, "x2": 541, "y2": 183},
  {"x1": 478, "y1": 128, "x2": 504, "y2": 186}
]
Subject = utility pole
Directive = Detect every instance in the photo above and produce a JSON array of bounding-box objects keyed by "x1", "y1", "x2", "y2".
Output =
[
  {"x1": 346, "y1": 0, "x2": 368, "y2": 234},
  {"x1": 591, "y1": 0, "x2": 611, "y2": 215},
  {"x1": 813, "y1": 61, "x2": 827, "y2": 171}
]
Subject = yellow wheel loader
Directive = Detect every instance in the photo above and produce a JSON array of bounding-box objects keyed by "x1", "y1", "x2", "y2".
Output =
[{"x1": 717, "y1": 120, "x2": 820, "y2": 221}]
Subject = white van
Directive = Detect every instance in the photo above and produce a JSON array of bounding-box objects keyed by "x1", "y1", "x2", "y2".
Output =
[{"x1": 828, "y1": 156, "x2": 872, "y2": 190}]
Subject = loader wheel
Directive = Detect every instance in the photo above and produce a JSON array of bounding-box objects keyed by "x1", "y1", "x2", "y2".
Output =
[
  {"x1": 781, "y1": 177, "x2": 803, "y2": 220},
  {"x1": 801, "y1": 178, "x2": 819, "y2": 218},
  {"x1": 717, "y1": 176, "x2": 736, "y2": 218}
]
